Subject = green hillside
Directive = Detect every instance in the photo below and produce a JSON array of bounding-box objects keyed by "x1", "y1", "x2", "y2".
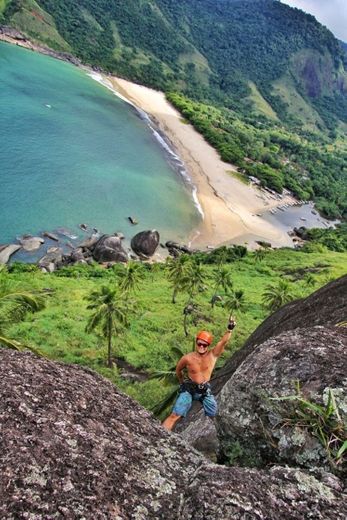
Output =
[
  {"x1": 3, "y1": 243, "x2": 347, "y2": 416},
  {"x1": 2, "y1": 0, "x2": 347, "y2": 217},
  {"x1": 3, "y1": 0, "x2": 347, "y2": 124}
]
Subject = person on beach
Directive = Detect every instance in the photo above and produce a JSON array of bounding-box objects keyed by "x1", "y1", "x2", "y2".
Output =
[{"x1": 162, "y1": 318, "x2": 236, "y2": 431}]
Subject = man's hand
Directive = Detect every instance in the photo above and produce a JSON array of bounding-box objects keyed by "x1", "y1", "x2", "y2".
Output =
[{"x1": 227, "y1": 317, "x2": 236, "y2": 330}]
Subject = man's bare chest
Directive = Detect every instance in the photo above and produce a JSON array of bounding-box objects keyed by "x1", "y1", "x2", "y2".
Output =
[{"x1": 186, "y1": 353, "x2": 215, "y2": 374}]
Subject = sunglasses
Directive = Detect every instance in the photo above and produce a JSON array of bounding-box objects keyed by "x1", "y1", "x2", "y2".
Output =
[{"x1": 196, "y1": 340, "x2": 209, "y2": 348}]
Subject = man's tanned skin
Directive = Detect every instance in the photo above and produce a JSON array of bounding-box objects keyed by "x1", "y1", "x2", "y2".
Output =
[{"x1": 162, "y1": 324, "x2": 235, "y2": 431}]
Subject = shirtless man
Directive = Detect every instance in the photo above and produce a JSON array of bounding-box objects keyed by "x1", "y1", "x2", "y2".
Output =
[{"x1": 162, "y1": 318, "x2": 236, "y2": 431}]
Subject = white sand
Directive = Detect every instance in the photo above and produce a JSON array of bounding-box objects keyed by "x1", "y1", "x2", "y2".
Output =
[{"x1": 104, "y1": 75, "x2": 294, "y2": 249}]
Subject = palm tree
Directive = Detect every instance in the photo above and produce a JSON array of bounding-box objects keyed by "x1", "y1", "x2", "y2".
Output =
[
  {"x1": 165, "y1": 254, "x2": 191, "y2": 304},
  {"x1": 86, "y1": 285, "x2": 129, "y2": 367},
  {"x1": 210, "y1": 266, "x2": 233, "y2": 308},
  {"x1": 224, "y1": 289, "x2": 246, "y2": 315},
  {"x1": 185, "y1": 259, "x2": 206, "y2": 301},
  {"x1": 118, "y1": 260, "x2": 144, "y2": 295},
  {"x1": 182, "y1": 259, "x2": 206, "y2": 336},
  {"x1": 253, "y1": 248, "x2": 267, "y2": 263},
  {"x1": 262, "y1": 279, "x2": 295, "y2": 312},
  {"x1": 303, "y1": 273, "x2": 316, "y2": 288},
  {"x1": 0, "y1": 269, "x2": 45, "y2": 352}
]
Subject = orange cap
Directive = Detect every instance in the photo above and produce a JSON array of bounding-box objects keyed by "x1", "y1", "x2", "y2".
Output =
[{"x1": 196, "y1": 331, "x2": 213, "y2": 345}]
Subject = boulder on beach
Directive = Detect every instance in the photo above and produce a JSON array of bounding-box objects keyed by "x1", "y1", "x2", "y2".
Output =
[
  {"x1": 131, "y1": 229, "x2": 160, "y2": 258},
  {"x1": 165, "y1": 240, "x2": 192, "y2": 256},
  {"x1": 0, "y1": 349, "x2": 345, "y2": 519},
  {"x1": 0, "y1": 244, "x2": 21, "y2": 264},
  {"x1": 93, "y1": 234, "x2": 128, "y2": 263}
]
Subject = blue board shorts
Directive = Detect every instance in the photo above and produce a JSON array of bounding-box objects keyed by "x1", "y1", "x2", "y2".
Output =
[{"x1": 172, "y1": 384, "x2": 217, "y2": 417}]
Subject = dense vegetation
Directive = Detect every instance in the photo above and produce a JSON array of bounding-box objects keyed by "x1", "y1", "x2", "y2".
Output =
[
  {"x1": 167, "y1": 93, "x2": 347, "y2": 217},
  {"x1": 2, "y1": 0, "x2": 347, "y2": 219},
  {"x1": 2, "y1": 243, "x2": 346, "y2": 418}
]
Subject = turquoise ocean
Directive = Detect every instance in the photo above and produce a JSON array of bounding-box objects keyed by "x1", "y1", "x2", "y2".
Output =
[{"x1": 0, "y1": 42, "x2": 200, "y2": 255}]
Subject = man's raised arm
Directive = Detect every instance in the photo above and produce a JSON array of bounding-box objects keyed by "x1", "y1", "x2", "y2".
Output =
[{"x1": 211, "y1": 318, "x2": 236, "y2": 358}]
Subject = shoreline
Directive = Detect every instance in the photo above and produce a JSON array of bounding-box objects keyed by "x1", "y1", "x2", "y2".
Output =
[
  {"x1": 0, "y1": 30, "x2": 296, "y2": 249},
  {"x1": 99, "y1": 74, "x2": 295, "y2": 249}
]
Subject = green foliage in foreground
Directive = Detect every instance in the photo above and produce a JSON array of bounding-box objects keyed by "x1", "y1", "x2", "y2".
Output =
[
  {"x1": 4, "y1": 247, "x2": 347, "y2": 417},
  {"x1": 271, "y1": 383, "x2": 347, "y2": 475}
]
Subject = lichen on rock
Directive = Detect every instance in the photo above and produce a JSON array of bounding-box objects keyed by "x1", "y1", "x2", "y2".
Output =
[{"x1": 0, "y1": 350, "x2": 345, "y2": 519}]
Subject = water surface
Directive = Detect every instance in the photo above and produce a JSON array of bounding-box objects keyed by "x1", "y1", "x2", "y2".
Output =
[{"x1": 0, "y1": 42, "x2": 199, "y2": 255}]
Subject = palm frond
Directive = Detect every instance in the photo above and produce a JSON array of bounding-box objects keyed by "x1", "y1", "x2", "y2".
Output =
[{"x1": 0, "y1": 335, "x2": 44, "y2": 356}]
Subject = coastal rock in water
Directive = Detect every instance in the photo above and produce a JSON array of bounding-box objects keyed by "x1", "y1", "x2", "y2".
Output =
[
  {"x1": 93, "y1": 234, "x2": 128, "y2": 263},
  {"x1": 19, "y1": 236, "x2": 44, "y2": 251},
  {"x1": 0, "y1": 350, "x2": 345, "y2": 519},
  {"x1": 0, "y1": 244, "x2": 21, "y2": 264},
  {"x1": 131, "y1": 229, "x2": 160, "y2": 258},
  {"x1": 217, "y1": 326, "x2": 347, "y2": 473},
  {"x1": 42, "y1": 231, "x2": 59, "y2": 242},
  {"x1": 77, "y1": 235, "x2": 100, "y2": 251}
]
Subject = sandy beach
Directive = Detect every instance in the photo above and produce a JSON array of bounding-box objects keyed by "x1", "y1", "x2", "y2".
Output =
[
  {"x1": 0, "y1": 31, "x2": 294, "y2": 249},
  {"x1": 101, "y1": 75, "x2": 294, "y2": 249}
]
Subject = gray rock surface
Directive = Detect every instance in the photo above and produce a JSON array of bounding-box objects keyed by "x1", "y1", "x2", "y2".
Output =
[
  {"x1": 217, "y1": 326, "x2": 347, "y2": 473},
  {"x1": 93, "y1": 234, "x2": 128, "y2": 263},
  {"x1": 42, "y1": 231, "x2": 59, "y2": 241},
  {"x1": 19, "y1": 236, "x2": 45, "y2": 251},
  {"x1": 0, "y1": 350, "x2": 345, "y2": 519},
  {"x1": 0, "y1": 244, "x2": 21, "y2": 264},
  {"x1": 131, "y1": 229, "x2": 160, "y2": 258},
  {"x1": 38, "y1": 249, "x2": 63, "y2": 272}
]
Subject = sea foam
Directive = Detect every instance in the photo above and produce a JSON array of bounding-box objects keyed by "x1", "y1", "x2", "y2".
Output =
[{"x1": 88, "y1": 71, "x2": 204, "y2": 219}]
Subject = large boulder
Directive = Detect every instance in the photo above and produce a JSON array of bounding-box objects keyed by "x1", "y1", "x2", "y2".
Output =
[
  {"x1": 19, "y1": 236, "x2": 45, "y2": 252},
  {"x1": 93, "y1": 234, "x2": 128, "y2": 263},
  {"x1": 0, "y1": 350, "x2": 345, "y2": 519},
  {"x1": 217, "y1": 326, "x2": 347, "y2": 472},
  {"x1": 131, "y1": 229, "x2": 160, "y2": 258},
  {"x1": 38, "y1": 249, "x2": 63, "y2": 272},
  {"x1": 0, "y1": 244, "x2": 21, "y2": 264}
]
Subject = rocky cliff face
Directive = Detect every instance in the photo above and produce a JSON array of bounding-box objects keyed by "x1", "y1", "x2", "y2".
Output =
[
  {"x1": 177, "y1": 275, "x2": 347, "y2": 462},
  {"x1": 214, "y1": 274, "x2": 347, "y2": 395},
  {"x1": 0, "y1": 350, "x2": 345, "y2": 519},
  {"x1": 218, "y1": 326, "x2": 347, "y2": 472}
]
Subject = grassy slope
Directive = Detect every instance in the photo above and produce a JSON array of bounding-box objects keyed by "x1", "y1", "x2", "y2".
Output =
[
  {"x1": 0, "y1": 0, "x2": 9, "y2": 16},
  {"x1": 6, "y1": 248, "x2": 347, "y2": 415},
  {"x1": 7, "y1": 0, "x2": 70, "y2": 51},
  {"x1": 272, "y1": 73, "x2": 324, "y2": 132}
]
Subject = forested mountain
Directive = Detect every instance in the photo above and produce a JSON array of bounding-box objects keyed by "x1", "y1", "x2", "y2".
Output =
[
  {"x1": 1, "y1": 0, "x2": 347, "y2": 217},
  {"x1": 2, "y1": 0, "x2": 346, "y2": 126}
]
